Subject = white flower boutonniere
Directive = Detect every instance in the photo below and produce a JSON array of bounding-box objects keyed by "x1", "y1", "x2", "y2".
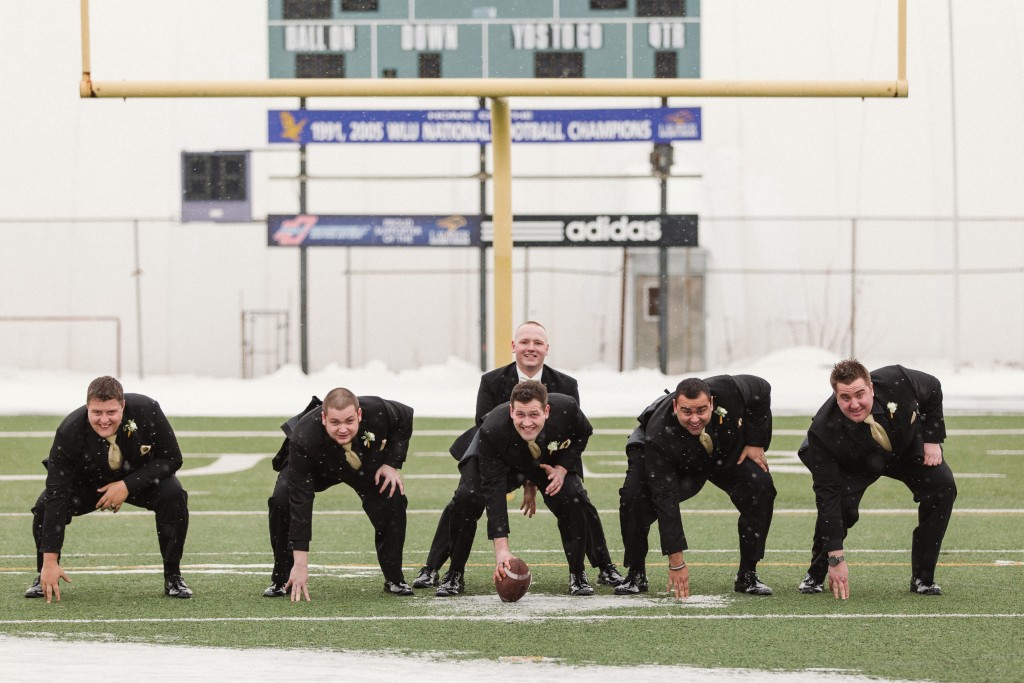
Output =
[
  {"x1": 546, "y1": 439, "x2": 571, "y2": 453},
  {"x1": 714, "y1": 406, "x2": 728, "y2": 424},
  {"x1": 124, "y1": 419, "x2": 138, "y2": 437},
  {"x1": 362, "y1": 432, "x2": 375, "y2": 449},
  {"x1": 886, "y1": 402, "x2": 897, "y2": 418}
]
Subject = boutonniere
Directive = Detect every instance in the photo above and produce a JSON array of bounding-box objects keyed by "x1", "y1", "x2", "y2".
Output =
[
  {"x1": 714, "y1": 406, "x2": 727, "y2": 424},
  {"x1": 362, "y1": 432, "x2": 375, "y2": 449},
  {"x1": 547, "y1": 439, "x2": 571, "y2": 453},
  {"x1": 123, "y1": 419, "x2": 138, "y2": 437},
  {"x1": 886, "y1": 402, "x2": 897, "y2": 418}
]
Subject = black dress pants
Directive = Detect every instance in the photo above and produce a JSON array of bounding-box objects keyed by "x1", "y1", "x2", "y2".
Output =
[
  {"x1": 31, "y1": 476, "x2": 189, "y2": 576},
  {"x1": 267, "y1": 464, "x2": 408, "y2": 585}
]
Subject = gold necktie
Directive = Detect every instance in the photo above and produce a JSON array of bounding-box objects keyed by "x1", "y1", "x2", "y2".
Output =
[
  {"x1": 106, "y1": 436, "x2": 122, "y2": 470},
  {"x1": 342, "y1": 442, "x2": 362, "y2": 470},
  {"x1": 863, "y1": 414, "x2": 893, "y2": 452},
  {"x1": 699, "y1": 430, "x2": 713, "y2": 455},
  {"x1": 527, "y1": 440, "x2": 542, "y2": 459}
]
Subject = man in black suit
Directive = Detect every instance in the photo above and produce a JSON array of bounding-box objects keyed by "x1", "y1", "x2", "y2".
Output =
[
  {"x1": 798, "y1": 359, "x2": 956, "y2": 599},
  {"x1": 264, "y1": 388, "x2": 415, "y2": 600},
  {"x1": 412, "y1": 321, "x2": 623, "y2": 590},
  {"x1": 25, "y1": 375, "x2": 192, "y2": 602},
  {"x1": 435, "y1": 380, "x2": 596, "y2": 596},
  {"x1": 616, "y1": 375, "x2": 776, "y2": 599}
]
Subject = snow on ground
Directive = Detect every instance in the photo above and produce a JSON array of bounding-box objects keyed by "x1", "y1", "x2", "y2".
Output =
[
  {"x1": 0, "y1": 634, "x2": 925, "y2": 683},
  {"x1": 1, "y1": 347, "x2": 1023, "y2": 418}
]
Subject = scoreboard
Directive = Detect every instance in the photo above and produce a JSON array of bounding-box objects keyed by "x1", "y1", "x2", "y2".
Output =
[{"x1": 268, "y1": 0, "x2": 700, "y2": 80}]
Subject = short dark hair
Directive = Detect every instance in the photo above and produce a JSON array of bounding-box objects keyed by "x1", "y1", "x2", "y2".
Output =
[
  {"x1": 510, "y1": 380, "x2": 548, "y2": 407},
  {"x1": 86, "y1": 376, "x2": 124, "y2": 404},
  {"x1": 674, "y1": 377, "x2": 710, "y2": 400},
  {"x1": 830, "y1": 358, "x2": 871, "y2": 391},
  {"x1": 322, "y1": 387, "x2": 360, "y2": 413}
]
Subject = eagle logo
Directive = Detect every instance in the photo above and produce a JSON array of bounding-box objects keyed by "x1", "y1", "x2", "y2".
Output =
[{"x1": 279, "y1": 111, "x2": 308, "y2": 142}]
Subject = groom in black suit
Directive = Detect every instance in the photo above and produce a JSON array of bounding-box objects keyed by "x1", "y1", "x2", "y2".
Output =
[
  {"x1": 798, "y1": 359, "x2": 956, "y2": 599},
  {"x1": 412, "y1": 321, "x2": 623, "y2": 590},
  {"x1": 437, "y1": 380, "x2": 596, "y2": 596}
]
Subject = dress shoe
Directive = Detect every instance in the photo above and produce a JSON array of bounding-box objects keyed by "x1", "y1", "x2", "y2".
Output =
[
  {"x1": 24, "y1": 577, "x2": 43, "y2": 599},
  {"x1": 435, "y1": 570, "x2": 465, "y2": 597},
  {"x1": 734, "y1": 570, "x2": 773, "y2": 596},
  {"x1": 263, "y1": 582, "x2": 287, "y2": 598},
  {"x1": 798, "y1": 573, "x2": 824, "y2": 594},
  {"x1": 910, "y1": 578, "x2": 942, "y2": 595},
  {"x1": 569, "y1": 571, "x2": 594, "y2": 596},
  {"x1": 613, "y1": 570, "x2": 649, "y2": 595},
  {"x1": 412, "y1": 566, "x2": 439, "y2": 589},
  {"x1": 597, "y1": 563, "x2": 626, "y2": 586},
  {"x1": 383, "y1": 580, "x2": 414, "y2": 596},
  {"x1": 164, "y1": 574, "x2": 193, "y2": 599}
]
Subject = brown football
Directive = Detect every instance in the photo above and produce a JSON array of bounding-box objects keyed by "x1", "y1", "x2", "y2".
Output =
[{"x1": 495, "y1": 557, "x2": 531, "y2": 603}]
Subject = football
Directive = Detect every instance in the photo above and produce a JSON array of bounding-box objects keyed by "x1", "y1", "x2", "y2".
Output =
[{"x1": 495, "y1": 557, "x2": 531, "y2": 603}]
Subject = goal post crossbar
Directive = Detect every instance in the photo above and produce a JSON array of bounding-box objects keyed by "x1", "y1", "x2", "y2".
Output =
[{"x1": 76, "y1": 0, "x2": 907, "y2": 369}]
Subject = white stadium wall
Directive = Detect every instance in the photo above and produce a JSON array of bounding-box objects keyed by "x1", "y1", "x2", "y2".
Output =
[{"x1": 1, "y1": 1, "x2": 1023, "y2": 377}]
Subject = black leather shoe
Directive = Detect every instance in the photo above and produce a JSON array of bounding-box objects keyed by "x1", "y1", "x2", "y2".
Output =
[
  {"x1": 383, "y1": 580, "x2": 414, "y2": 596},
  {"x1": 734, "y1": 570, "x2": 773, "y2": 596},
  {"x1": 435, "y1": 570, "x2": 465, "y2": 597},
  {"x1": 164, "y1": 574, "x2": 193, "y2": 599},
  {"x1": 569, "y1": 571, "x2": 594, "y2": 596},
  {"x1": 24, "y1": 577, "x2": 43, "y2": 599},
  {"x1": 613, "y1": 570, "x2": 649, "y2": 595},
  {"x1": 910, "y1": 578, "x2": 942, "y2": 595},
  {"x1": 412, "y1": 566, "x2": 439, "y2": 589},
  {"x1": 597, "y1": 564, "x2": 626, "y2": 586},
  {"x1": 263, "y1": 582, "x2": 287, "y2": 598},
  {"x1": 798, "y1": 573, "x2": 824, "y2": 594}
]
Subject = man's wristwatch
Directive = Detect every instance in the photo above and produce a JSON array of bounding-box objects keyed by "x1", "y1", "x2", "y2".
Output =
[{"x1": 827, "y1": 554, "x2": 845, "y2": 567}]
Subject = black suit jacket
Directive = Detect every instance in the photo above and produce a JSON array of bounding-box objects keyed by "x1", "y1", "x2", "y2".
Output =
[
  {"x1": 470, "y1": 393, "x2": 592, "y2": 540},
  {"x1": 449, "y1": 362, "x2": 580, "y2": 460},
  {"x1": 640, "y1": 374, "x2": 773, "y2": 555},
  {"x1": 39, "y1": 393, "x2": 182, "y2": 553},
  {"x1": 286, "y1": 395, "x2": 414, "y2": 551},
  {"x1": 803, "y1": 365, "x2": 946, "y2": 552},
  {"x1": 475, "y1": 362, "x2": 580, "y2": 424}
]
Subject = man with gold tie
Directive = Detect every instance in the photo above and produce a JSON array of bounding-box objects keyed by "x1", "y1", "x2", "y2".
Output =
[
  {"x1": 264, "y1": 387, "x2": 414, "y2": 600},
  {"x1": 440, "y1": 380, "x2": 596, "y2": 597},
  {"x1": 25, "y1": 375, "x2": 192, "y2": 602},
  {"x1": 798, "y1": 359, "x2": 956, "y2": 599},
  {"x1": 616, "y1": 375, "x2": 776, "y2": 600}
]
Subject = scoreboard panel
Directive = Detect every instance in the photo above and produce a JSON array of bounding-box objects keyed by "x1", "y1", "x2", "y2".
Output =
[{"x1": 268, "y1": 0, "x2": 700, "y2": 79}]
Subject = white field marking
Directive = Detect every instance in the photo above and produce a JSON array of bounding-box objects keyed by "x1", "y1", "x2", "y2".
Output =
[
  {"x1": 2, "y1": 548, "x2": 1022, "y2": 562},
  {"x1": 5, "y1": 427, "x2": 1024, "y2": 439},
  {"x1": 1, "y1": 613, "x2": 1022, "y2": 626},
  {"x1": 0, "y1": 453, "x2": 274, "y2": 481},
  {"x1": 3, "y1": 507, "x2": 1024, "y2": 519},
  {"x1": 988, "y1": 450, "x2": 1024, "y2": 455}
]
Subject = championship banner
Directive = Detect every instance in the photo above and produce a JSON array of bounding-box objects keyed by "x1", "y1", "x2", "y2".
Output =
[{"x1": 268, "y1": 108, "x2": 701, "y2": 145}]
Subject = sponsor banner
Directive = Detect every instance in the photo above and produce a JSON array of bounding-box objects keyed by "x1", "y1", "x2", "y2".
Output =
[
  {"x1": 267, "y1": 214, "x2": 479, "y2": 247},
  {"x1": 268, "y1": 108, "x2": 701, "y2": 145},
  {"x1": 269, "y1": 214, "x2": 697, "y2": 248},
  {"x1": 484, "y1": 215, "x2": 698, "y2": 247}
]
